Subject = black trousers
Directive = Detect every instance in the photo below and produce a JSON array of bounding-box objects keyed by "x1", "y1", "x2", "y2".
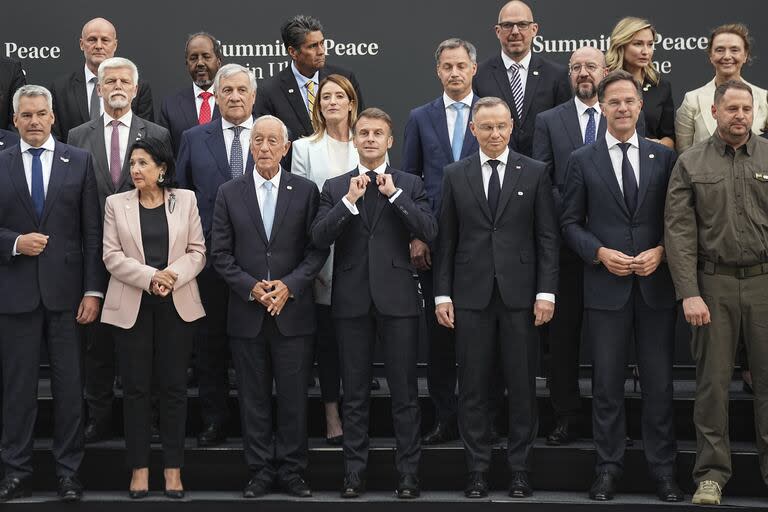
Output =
[
  {"x1": 544, "y1": 257, "x2": 584, "y2": 420},
  {"x1": 419, "y1": 268, "x2": 457, "y2": 425},
  {"x1": 0, "y1": 306, "x2": 83, "y2": 479},
  {"x1": 315, "y1": 304, "x2": 340, "y2": 404},
  {"x1": 112, "y1": 299, "x2": 195, "y2": 468},
  {"x1": 336, "y1": 309, "x2": 421, "y2": 475},
  {"x1": 196, "y1": 266, "x2": 230, "y2": 426},
  {"x1": 587, "y1": 283, "x2": 677, "y2": 479},
  {"x1": 84, "y1": 320, "x2": 116, "y2": 427},
  {"x1": 455, "y1": 285, "x2": 539, "y2": 472},
  {"x1": 230, "y1": 316, "x2": 313, "y2": 484}
]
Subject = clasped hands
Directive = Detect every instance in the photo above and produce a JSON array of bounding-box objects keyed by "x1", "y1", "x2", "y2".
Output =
[
  {"x1": 151, "y1": 268, "x2": 178, "y2": 297},
  {"x1": 344, "y1": 172, "x2": 396, "y2": 204},
  {"x1": 252, "y1": 279, "x2": 291, "y2": 316},
  {"x1": 597, "y1": 246, "x2": 664, "y2": 277}
]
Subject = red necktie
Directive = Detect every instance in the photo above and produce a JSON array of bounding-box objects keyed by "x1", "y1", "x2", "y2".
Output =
[{"x1": 198, "y1": 91, "x2": 213, "y2": 125}]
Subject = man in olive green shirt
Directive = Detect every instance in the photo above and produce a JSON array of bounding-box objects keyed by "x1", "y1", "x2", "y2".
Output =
[{"x1": 665, "y1": 80, "x2": 768, "y2": 506}]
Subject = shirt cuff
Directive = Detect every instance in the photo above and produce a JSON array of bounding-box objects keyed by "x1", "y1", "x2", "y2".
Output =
[
  {"x1": 388, "y1": 188, "x2": 403, "y2": 202},
  {"x1": 84, "y1": 291, "x2": 104, "y2": 299},
  {"x1": 342, "y1": 196, "x2": 360, "y2": 215},
  {"x1": 12, "y1": 235, "x2": 20, "y2": 256},
  {"x1": 536, "y1": 292, "x2": 555, "y2": 304},
  {"x1": 434, "y1": 295, "x2": 452, "y2": 305}
]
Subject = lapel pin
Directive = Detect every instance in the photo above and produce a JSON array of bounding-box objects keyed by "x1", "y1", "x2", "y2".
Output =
[
  {"x1": 136, "y1": 133, "x2": 142, "y2": 140},
  {"x1": 0, "y1": 141, "x2": 4, "y2": 146},
  {"x1": 532, "y1": 70, "x2": 539, "y2": 76},
  {"x1": 515, "y1": 165, "x2": 521, "y2": 169},
  {"x1": 60, "y1": 156, "x2": 69, "y2": 162},
  {"x1": 288, "y1": 88, "x2": 294, "y2": 93},
  {"x1": 649, "y1": 154, "x2": 655, "y2": 159},
  {"x1": 517, "y1": 191, "x2": 524, "y2": 196},
  {"x1": 286, "y1": 185, "x2": 293, "y2": 190}
]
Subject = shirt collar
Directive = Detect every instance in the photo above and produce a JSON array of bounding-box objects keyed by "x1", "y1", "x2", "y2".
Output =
[
  {"x1": 605, "y1": 130, "x2": 639, "y2": 150},
  {"x1": 291, "y1": 61, "x2": 319, "y2": 90},
  {"x1": 222, "y1": 115, "x2": 254, "y2": 131},
  {"x1": 253, "y1": 167, "x2": 282, "y2": 189},
  {"x1": 359, "y1": 161, "x2": 388, "y2": 175},
  {"x1": 501, "y1": 49, "x2": 531, "y2": 71},
  {"x1": 712, "y1": 131, "x2": 754, "y2": 156},
  {"x1": 84, "y1": 65, "x2": 97, "y2": 84},
  {"x1": 443, "y1": 91, "x2": 474, "y2": 110},
  {"x1": 479, "y1": 147, "x2": 509, "y2": 167},
  {"x1": 20, "y1": 135, "x2": 56, "y2": 154},
  {"x1": 193, "y1": 82, "x2": 215, "y2": 98},
  {"x1": 103, "y1": 109, "x2": 133, "y2": 128},
  {"x1": 574, "y1": 97, "x2": 599, "y2": 117}
]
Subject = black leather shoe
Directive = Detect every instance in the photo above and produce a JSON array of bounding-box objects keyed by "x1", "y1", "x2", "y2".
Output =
[
  {"x1": 128, "y1": 489, "x2": 148, "y2": 499},
  {"x1": 341, "y1": 472, "x2": 365, "y2": 498},
  {"x1": 58, "y1": 476, "x2": 83, "y2": 502},
  {"x1": 164, "y1": 489, "x2": 185, "y2": 499},
  {"x1": 0, "y1": 477, "x2": 30, "y2": 501},
  {"x1": 546, "y1": 418, "x2": 576, "y2": 446},
  {"x1": 422, "y1": 421, "x2": 459, "y2": 445},
  {"x1": 84, "y1": 419, "x2": 111, "y2": 443},
  {"x1": 464, "y1": 472, "x2": 488, "y2": 498},
  {"x1": 326, "y1": 434, "x2": 343, "y2": 446},
  {"x1": 370, "y1": 377, "x2": 380, "y2": 391},
  {"x1": 396, "y1": 473, "x2": 420, "y2": 499},
  {"x1": 197, "y1": 423, "x2": 226, "y2": 447},
  {"x1": 509, "y1": 471, "x2": 533, "y2": 497},
  {"x1": 589, "y1": 472, "x2": 617, "y2": 501},
  {"x1": 656, "y1": 476, "x2": 684, "y2": 502},
  {"x1": 280, "y1": 476, "x2": 311, "y2": 497},
  {"x1": 243, "y1": 478, "x2": 270, "y2": 498}
]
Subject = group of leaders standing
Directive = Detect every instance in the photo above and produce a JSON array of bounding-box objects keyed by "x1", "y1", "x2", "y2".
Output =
[{"x1": 1, "y1": 0, "x2": 767, "y2": 507}]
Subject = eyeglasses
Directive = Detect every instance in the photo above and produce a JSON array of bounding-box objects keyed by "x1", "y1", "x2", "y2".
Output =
[
  {"x1": 496, "y1": 21, "x2": 535, "y2": 32},
  {"x1": 569, "y1": 63, "x2": 602, "y2": 74}
]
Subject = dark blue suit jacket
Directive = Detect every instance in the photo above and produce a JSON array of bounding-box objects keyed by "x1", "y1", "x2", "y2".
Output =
[
  {"x1": 211, "y1": 170, "x2": 327, "y2": 338},
  {"x1": 560, "y1": 136, "x2": 676, "y2": 311},
  {"x1": 158, "y1": 85, "x2": 221, "y2": 156},
  {"x1": 0, "y1": 129, "x2": 19, "y2": 151},
  {"x1": 176, "y1": 117, "x2": 255, "y2": 257},
  {"x1": 0, "y1": 141, "x2": 106, "y2": 313},
  {"x1": 401, "y1": 95, "x2": 479, "y2": 216},
  {"x1": 311, "y1": 167, "x2": 437, "y2": 319}
]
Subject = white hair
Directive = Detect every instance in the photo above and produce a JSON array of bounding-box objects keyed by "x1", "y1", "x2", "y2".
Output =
[
  {"x1": 98, "y1": 57, "x2": 139, "y2": 85},
  {"x1": 253, "y1": 115, "x2": 289, "y2": 142},
  {"x1": 13, "y1": 84, "x2": 53, "y2": 113},
  {"x1": 213, "y1": 63, "x2": 257, "y2": 94}
]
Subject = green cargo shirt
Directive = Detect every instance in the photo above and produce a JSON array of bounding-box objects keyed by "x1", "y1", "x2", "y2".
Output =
[{"x1": 664, "y1": 133, "x2": 768, "y2": 299}]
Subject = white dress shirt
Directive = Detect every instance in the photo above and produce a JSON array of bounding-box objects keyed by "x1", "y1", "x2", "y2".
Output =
[
  {"x1": 221, "y1": 116, "x2": 253, "y2": 166},
  {"x1": 193, "y1": 83, "x2": 216, "y2": 118},
  {"x1": 342, "y1": 161, "x2": 402, "y2": 214},
  {"x1": 574, "y1": 97, "x2": 601, "y2": 141},
  {"x1": 605, "y1": 131, "x2": 640, "y2": 192},
  {"x1": 443, "y1": 91, "x2": 474, "y2": 146},
  {"x1": 500, "y1": 50, "x2": 532, "y2": 95},
  {"x1": 252, "y1": 168, "x2": 282, "y2": 218},
  {"x1": 103, "y1": 110, "x2": 133, "y2": 167},
  {"x1": 84, "y1": 65, "x2": 103, "y2": 117},
  {"x1": 435, "y1": 146, "x2": 555, "y2": 305},
  {"x1": 291, "y1": 62, "x2": 319, "y2": 114}
]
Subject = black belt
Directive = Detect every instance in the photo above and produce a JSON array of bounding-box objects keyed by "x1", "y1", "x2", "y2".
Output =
[{"x1": 698, "y1": 261, "x2": 768, "y2": 279}]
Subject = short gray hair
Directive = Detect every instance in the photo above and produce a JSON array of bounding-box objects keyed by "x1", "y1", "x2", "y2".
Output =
[
  {"x1": 98, "y1": 57, "x2": 139, "y2": 85},
  {"x1": 253, "y1": 114, "x2": 289, "y2": 142},
  {"x1": 13, "y1": 84, "x2": 53, "y2": 113},
  {"x1": 213, "y1": 63, "x2": 257, "y2": 94},
  {"x1": 471, "y1": 96, "x2": 511, "y2": 120},
  {"x1": 435, "y1": 38, "x2": 477, "y2": 64}
]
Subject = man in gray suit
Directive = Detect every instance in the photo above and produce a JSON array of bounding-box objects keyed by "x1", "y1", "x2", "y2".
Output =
[{"x1": 67, "y1": 57, "x2": 171, "y2": 443}]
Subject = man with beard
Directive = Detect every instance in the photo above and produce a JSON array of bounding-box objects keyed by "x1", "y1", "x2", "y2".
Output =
[
  {"x1": 67, "y1": 57, "x2": 170, "y2": 443},
  {"x1": 159, "y1": 32, "x2": 224, "y2": 155}
]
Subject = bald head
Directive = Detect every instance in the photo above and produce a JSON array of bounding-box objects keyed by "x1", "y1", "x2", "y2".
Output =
[
  {"x1": 495, "y1": 0, "x2": 538, "y2": 60},
  {"x1": 498, "y1": 0, "x2": 533, "y2": 22},
  {"x1": 80, "y1": 17, "x2": 118, "y2": 74},
  {"x1": 568, "y1": 46, "x2": 607, "y2": 102}
]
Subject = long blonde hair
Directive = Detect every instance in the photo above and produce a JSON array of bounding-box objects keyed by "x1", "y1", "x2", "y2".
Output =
[
  {"x1": 310, "y1": 74, "x2": 358, "y2": 141},
  {"x1": 606, "y1": 17, "x2": 659, "y2": 86}
]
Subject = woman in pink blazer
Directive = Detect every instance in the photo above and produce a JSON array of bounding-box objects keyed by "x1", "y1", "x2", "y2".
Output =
[{"x1": 102, "y1": 137, "x2": 205, "y2": 499}]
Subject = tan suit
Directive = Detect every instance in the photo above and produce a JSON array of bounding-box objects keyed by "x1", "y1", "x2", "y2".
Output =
[
  {"x1": 675, "y1": 78, "x2": 768, "y2": 153},
  {"x1": 102, "y1": 187, "x2": 206, "y2": 329}
]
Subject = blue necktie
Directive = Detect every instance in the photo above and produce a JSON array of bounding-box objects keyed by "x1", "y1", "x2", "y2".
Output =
[
  {"x1": 29, "y1": 147, "x2": 45, "y2": 219},
  {"x1": 618, "y1": 142, "x2": 638, "y2": 214},
  {"x1": 451, "y1": 103, "x2": 466, "y2": 162},
  {"x1": 262, "y1": 180, "x2": 276, "y2": 239},
  {"x1": 584, "y1": 107, "x2": 597, "y2": 145},
  {"x1": 229, "y1": 126, "x2": 244, "y2": 180}
]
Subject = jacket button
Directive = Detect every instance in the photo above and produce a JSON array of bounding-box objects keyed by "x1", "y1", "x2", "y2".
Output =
[{"x1": 266, "y1": 252, "x2": 272, "y2": 257}]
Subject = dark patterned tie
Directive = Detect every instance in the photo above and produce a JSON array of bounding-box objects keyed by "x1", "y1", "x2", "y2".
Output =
[
  {"x1": 618, "y1": 142, "x2": 638, "y2": 214},
  {"x1": 487, "y1": 159, "x2": 501, "y2": 217},
  {"x1": 584, "y1": 107, "x2": 597, "y2": 145},
  {"x1": 229, "y1": 126, "x2": 244, "y2": 180}
]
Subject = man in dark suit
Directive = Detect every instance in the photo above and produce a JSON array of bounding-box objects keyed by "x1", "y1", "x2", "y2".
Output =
[
  {"x1": 177, "y1": 63, "x2": 256, "y2": 447},
  {"x1": 212, "y1": 115, "x2": 327, "y2": 498},
  {"x1": 50, "y1": 18, "x2": 154, "y2": 142},
  {"x1": 0, "y1": 57, "x2": 26, "y2": 130},
  {"x1": 312, "y1": 108, "x2": 437, "y2": 499},
  {"x1": 474, "y1": 0, "x2": 570, "y2": 157},
  {"x1": 435, "y1": 96, "x2": 559, "y2": 499},
  {"x1": 0, "y1": 85, "x2": 105, "y2": 501},
  {"x1": 0, "y1": 129, "x2": 20, "y2": 151},
  {"x1": 67, "y1": 57, "x2": 171, "y2": 443},
  {"x1": 531, "y1": 46, "x2": 608, "y2": 446},
  {"x1": 401, "y1": 38, "x2": 479, "y2": 446},
  {"x1": 158, "y1": 32, "x2": 223, "y2": 155},
  {"x1": 560, "y1": 70, "x2": 682, "y2": 502},
  {"x1": 254, "y1": 14, "x2": 364, "y2": 169}
]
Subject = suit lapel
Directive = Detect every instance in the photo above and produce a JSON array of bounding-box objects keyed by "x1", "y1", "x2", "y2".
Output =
[
  {"x1": 635, "y1": 138, "x2": 655, "y2": 214},
  {"x1": 592, "y1": 141, "x2": 629, "y2": 217},
  {"x1": 309, "y1": 133, "x2": 331, "y2": 183},
  {"x1": 597, "y1": 114, "x2": 607, "y2": 139},
  {"x1": 240, "y1": 175, "x2": 269, "y2": 245},
  {"x1": 205, "y1": 119, "x2": 232, "y2": 180},
  {"x1": 8, "y1": 147, "x2": 38, "y2": 223},
  {"x1": 165, "y1": 189, "x2": 179, "y2": 254},
  {"x1": 90, "y1": 118, "x2": 112, "y2": 191},
  {"x1": 352, "y1": 168, "x2": 372, "y2": 229},
  {"x1": 495, "y1": 154, "x2": 524, "y2": 221},
  {"x1": 465, "y1": 155, "x2": 493, "y2": 223},
  {"x1": 460, "y1": 96, "x2": 480, "y2": 158},
  {"x1": 40, "y1": 144, "x2": 69, "y2": 225},
  {"x1": 123, "y1": 190, "x2": 145, "y2": 262},
  {"x1": 560, "y1": 101, "x2": 584, "y2": 149},
  {"x1": 281, "y1": 70, "x2": 312, "y2": 136},
  {"x1": 427, "y1": 98, "x2": 454, "y2": 162},
  {"x1": 181, "y1": 87, "x2": 199, "y2": 128},
  {"x1": 697, "y1": 80, "x2": 717, "y2": 137},
  {"x1": 119, "y1": 117, "x2": 146, "y2": 190},
  {"x1": 72, "y1": 72, "x2": 90, "y2": 123},
  {"x1": 268, "y1": 171, "x2": 294, "y2": 243},
  {"x1": 520, "y1": 55, "x2": 543, "y2": 123}
]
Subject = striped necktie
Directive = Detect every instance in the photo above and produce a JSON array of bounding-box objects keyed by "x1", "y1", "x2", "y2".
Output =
[
  {"x1": 509, "y1": 62, "x2": 524, "y2": 121},
  {"x1": 306, "y1": 80, "x2": 316, "y2": 115}
]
